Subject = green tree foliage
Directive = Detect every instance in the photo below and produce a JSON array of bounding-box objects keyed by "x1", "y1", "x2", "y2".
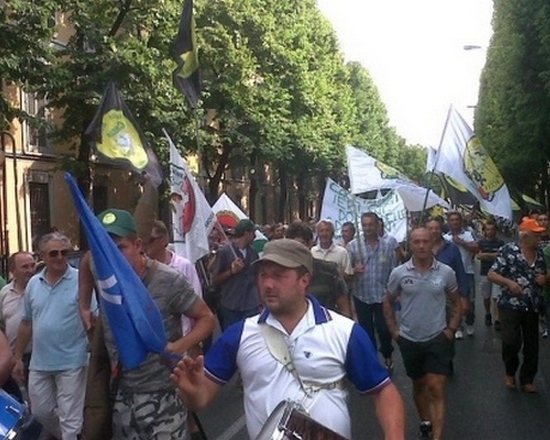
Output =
[
  {"x1": 476, "y1": 0, "x2": 550, "y2": 206},
  {"x1": 2, "y1": 0, "x2": 414, "y2": 218},
  {"x1": 346, "y1": 61, "x2": 397, "y2": 163}
]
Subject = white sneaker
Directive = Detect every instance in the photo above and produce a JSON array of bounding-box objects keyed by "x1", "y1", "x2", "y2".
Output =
[
  {"x1": 455, "y1": 329, "x2": 464, "y2": 340},
  {"x1": 466, "y1": 325, "x2": 475, "y2": 336}
]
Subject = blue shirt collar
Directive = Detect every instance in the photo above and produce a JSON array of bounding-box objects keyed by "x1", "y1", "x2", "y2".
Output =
[{"x1": 257, "y1": 294, "x2": 332, "y2": 325}]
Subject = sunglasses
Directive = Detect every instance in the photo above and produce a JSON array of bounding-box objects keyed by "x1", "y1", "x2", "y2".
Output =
[{"x1": 48, "y1": 249, "x2": 69, "y2": 258}]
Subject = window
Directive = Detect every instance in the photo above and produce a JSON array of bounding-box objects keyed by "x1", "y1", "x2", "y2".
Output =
[
  {"x1": 22, "y1": 92, "x2": 53, "y2": 155},
  {"x1": 29, "y1": 182, "x2": 51, "y2": 251}
]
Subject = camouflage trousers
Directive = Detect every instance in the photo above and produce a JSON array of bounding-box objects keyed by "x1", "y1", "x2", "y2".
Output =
[{"x1": 112, "y1": 388, "x2": 189, "y2": 440}]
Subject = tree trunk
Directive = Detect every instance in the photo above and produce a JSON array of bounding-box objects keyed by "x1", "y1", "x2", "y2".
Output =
[
  {"x1": 206, "y1": 141, "x2": 233, "y2": 203},
  {"x1": 248, "y1": 150, "x2": 257, "y2": 220},
  {"x1": 77, "y1": 132, "x2": 91, "y2": 250},
  {"x1": 278, "y1": 164, "x2": 288, "y2": 222}
]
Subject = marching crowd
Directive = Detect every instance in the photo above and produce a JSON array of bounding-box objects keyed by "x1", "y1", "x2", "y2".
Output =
[{"x1": 0, "y1": 199, "x2": 549, "y2": 440}]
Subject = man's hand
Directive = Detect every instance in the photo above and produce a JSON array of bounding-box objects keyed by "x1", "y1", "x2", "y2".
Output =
[
  {"x1": 354, "y1": 263, "x2": 365, "y2": 274},
  {"x1": 231, "y1": 258, "x2": 245, "y2": 274},
  {"x1": 12, "y1": 358, "x2": 25, "y2": 382},
  {"x1": 535, "y1": 274, "x2": 548, "y2": 287},
  {"x1": 443, "y1": 328, "x2": 455, "y2": 341},
  {"x1": 80, "y1": 308, "x2": 95, "y2": 334},
  {"x1": 507, "y1": 280, "x2": 523, "y2": 295}
]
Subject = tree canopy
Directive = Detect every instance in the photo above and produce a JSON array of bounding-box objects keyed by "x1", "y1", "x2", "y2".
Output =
[
  {"x1": 1, "y1": 0, "x2": 426, "y2": 220},
  {"x1": 476, "y1": 0, "x2": 550, "y2": 206}
]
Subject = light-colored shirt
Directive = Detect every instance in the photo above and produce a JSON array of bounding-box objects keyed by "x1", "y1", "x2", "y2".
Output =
[
  {"x1": 443, "y1": 230, "x2": 476, "y2": 274},
  {"x1": 22, "y1": 265, "x2": 89, "y2": 371},
  {"x1": 0, "y1": 281, "x2": 31, "y2": 353},
  {"x1": 347, "y1": 238, "x2": 396, "y2": 304},
  {"x1": 387, "y1": 259, "x2": 458, "y2": 342},
  {"x1": 169, "y1": 252, "x2": 202, "y2": 336},
  {"x1": 311, "y1": 243, "x2": 354, "y2": 276}
]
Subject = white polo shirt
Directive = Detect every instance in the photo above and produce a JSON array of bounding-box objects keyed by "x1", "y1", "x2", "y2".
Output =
[
  {"x1": 204, "y1": 297, "x2": 391, "y2": 439},
  {"x1": 0, "y1": 281, "x2": 31, "y2": 353},
  {"x1": 443, "y1": 230, "x2": 476, "y2": 274},
  {"x1": 311, "y1": 243, "x2": 354, "y2": 276}
]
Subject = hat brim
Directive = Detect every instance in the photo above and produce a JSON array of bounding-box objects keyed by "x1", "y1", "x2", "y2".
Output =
[
  {"x1": 253, "y1": 254, "x2": 303, "y2": 270},
  {"x1": 104, "y1": 224, "x2": 133, "y2": 238},
  {"x1": 525, "y1": 227, "x2": 546, "y2": 233}
]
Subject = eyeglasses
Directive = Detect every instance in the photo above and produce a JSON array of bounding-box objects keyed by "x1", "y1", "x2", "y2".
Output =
[{"x1": 48, "y1": 249, "x2": 69, "y2": 258}]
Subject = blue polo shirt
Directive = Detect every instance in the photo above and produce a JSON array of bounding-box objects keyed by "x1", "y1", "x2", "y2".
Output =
[
  {"x1": 22, "y1": 265, "x2": 88, "y2": 371},
  {"x1": 434, "y1": 240, "x2": 469, "y2": 298}
]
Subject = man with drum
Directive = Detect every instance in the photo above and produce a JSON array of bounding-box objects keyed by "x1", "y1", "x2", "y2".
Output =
[{"x1": 172, "y1": 239, "x2": 405, "y2": 440}]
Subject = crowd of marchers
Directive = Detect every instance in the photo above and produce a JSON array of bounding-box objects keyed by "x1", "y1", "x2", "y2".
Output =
[{"x1": 0, "y1": 187, "x2": 549, "y2": 440}]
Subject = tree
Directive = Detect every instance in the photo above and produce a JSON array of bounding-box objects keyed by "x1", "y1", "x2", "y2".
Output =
[{"x1": 476, "y1": 0, "x2": 550, "y2": 206}]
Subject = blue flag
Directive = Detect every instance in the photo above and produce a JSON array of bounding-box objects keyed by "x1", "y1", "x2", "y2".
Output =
[{"x1": 65, "y1": 173, "x2": 167, "y2": 369}]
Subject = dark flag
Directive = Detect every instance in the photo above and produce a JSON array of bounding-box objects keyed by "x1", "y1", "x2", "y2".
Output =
[
  {"x1": 171, "y1": 0, "x2": 200, "y2": 108},
  {"x1": 84, "y1": 82, "x2": 163, "y2": 187},
  {"x1": 65, "y1": 173, "x2": 173, "y2": 370},
  {"x1": 439, "y1": 174, "x2": 478, "y2": 207}
]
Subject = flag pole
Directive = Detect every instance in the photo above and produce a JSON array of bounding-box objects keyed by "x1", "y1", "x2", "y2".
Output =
[
  {"x1": 419, "y1": 105, "x2": 453, "y2": 224},
  {"x1": 350, "y1": 192, "x2": 364, "y2": 264}
]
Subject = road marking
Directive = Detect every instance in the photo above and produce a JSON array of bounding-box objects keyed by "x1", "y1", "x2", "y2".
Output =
[{"x1": 215, "y1": 414, "x2": 246, "y2": 440}]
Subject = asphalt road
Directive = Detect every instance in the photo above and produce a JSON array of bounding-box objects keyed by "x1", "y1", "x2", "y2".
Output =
[{"x1": 195, "y1": 285, "x2": 550, "y2": 439}]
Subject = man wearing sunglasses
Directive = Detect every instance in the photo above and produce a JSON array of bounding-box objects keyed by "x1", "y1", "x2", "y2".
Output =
[{"x1": 14, "y1": 232, "x2": 89, "y2": 440}]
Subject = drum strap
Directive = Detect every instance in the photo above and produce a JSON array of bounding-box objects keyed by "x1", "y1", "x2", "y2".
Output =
[{"x1": 259, "y1": 323, "x2": 344, "y2": 396}]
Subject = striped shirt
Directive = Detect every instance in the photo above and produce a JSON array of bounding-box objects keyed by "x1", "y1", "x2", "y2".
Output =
[{"x1": 347, "y1": 237, "x2": 396, "y2": 304}]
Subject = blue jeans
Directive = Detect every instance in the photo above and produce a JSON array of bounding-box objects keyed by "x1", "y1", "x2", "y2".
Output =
[
  {"x1": 353, "y1": 298, "x2": 393, "y2": 359},
  {"x1": 218, "y1": 306, "x2": 259, "y2": 331}
]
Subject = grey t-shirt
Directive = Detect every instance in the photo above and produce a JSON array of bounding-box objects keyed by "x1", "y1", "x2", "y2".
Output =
[
  {"x1": 102, "y1": 258, "x2": 198, "y2": 392},
  {"x1": 386, "y1": 259, "x2": 457, "y2": 342}
]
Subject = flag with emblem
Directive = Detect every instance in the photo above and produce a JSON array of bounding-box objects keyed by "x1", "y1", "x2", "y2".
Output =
[
  {"x1": 171, "y1": 0, "x2": 200, "y2": 108},
  {"x1": 64, "y1": 173, "x2": 168, "y2": 370},
  {"x1": 165, "y1": 129, "x2": 215, "y2": 263},
  {"x1": 84, "y1": 82, "x2": 163, "y2": 187},
  {"x1": 434, "y1": 106, "x2": 512, "y2": 219}
]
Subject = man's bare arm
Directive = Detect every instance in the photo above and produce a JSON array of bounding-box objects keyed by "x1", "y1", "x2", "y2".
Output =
[
  {"x1": 446, "y1": 289, "x2": 462, "y2": 334},
  {"x1": 78, "y1": 251, "x2": 96, "y2": 334},
  {"x1": 371, "y1": 383, "x2": 405, "y2": 440},
  {"x1": 167, "y1": 298, "x2": 215, "y2": 355},
  {"x1": 13, "y1": 320, "x2": 32, "y2": 380},
  {"x1": 0, "y1": 331, "x2": 14, "y2": 387},
  {"x1": 383, "y1": 294, "x2": 399, "y2": 339}
]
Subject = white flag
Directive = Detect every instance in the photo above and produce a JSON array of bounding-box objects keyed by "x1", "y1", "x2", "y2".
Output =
[
  {"x1": 211, "y1": 193, "x2": 268, "y2": 243},
  {"x1": 435, "y1": 106, "x2": 512, "y2": 219},
  {"x1": 166, "y1": 130, "x2": 216, "y2": 263},
  {"x1": 346, "y1": 145, "x2": 412, "y2": 192},
  {"x1": 346, "y1": 146, "x2": 448, "y2": 211},
  {"x1": 425, "y1": 146, "x2": 437, "y2": 173},
  {"x1": 320, "y1": 178, "x2": 408, "y2": 242}
]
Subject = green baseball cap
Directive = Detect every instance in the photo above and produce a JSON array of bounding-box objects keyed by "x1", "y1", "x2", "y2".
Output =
[
  {"x1": 97, "y1": 208, "x2": 137, "y2": 238},
  {"x1": 254, "y1": 238, "x2": 313, "y2": 274},
  {"x1": 234, "y1": 219, "x2": 256, "y2": 237}
]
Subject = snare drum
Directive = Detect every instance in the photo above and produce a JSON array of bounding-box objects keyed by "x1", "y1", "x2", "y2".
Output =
[
  {"x1": 0, "y1": 389, "x2": 29, "y2": 440},
  {"x1": 255, "y1": 400, "x2": 347, "y2": 440}
]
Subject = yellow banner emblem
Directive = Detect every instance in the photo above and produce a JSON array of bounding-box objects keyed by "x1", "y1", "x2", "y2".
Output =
[
  {"x1": 463, "y1": 136, "x2": 504, "y2": 202},
  {"x1": 97, "y1": 110, "x2": 149, "y2": 170}
]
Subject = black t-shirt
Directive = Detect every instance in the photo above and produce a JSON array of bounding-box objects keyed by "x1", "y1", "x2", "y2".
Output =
[{"x1": 478, "y1": 237, "x2": 505, "y2": 275}]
